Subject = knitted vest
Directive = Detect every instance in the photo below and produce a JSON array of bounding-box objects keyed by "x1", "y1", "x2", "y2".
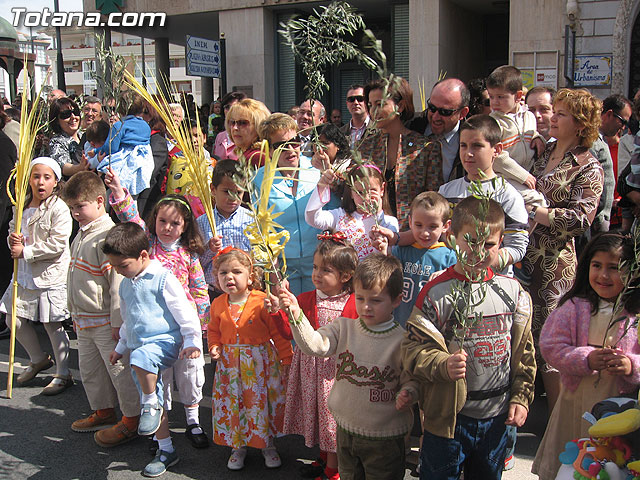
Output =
[{"x1": 120, "y1": 268, "x2": 181, "y2": 350}]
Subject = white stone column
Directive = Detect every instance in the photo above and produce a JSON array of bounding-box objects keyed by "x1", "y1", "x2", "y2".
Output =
[{"x1": 218, "y1": 6, "x2": 275, "y2": 109}]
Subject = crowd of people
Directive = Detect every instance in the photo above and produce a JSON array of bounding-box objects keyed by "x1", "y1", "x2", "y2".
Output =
[{"x1": 1, "y1": 64, "x2": 640, "y2": 480}]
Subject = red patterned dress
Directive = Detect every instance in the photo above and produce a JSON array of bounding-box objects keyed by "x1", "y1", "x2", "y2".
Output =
[{"x1": 282, "y1": 290, "x2": 358, "y2": 452}]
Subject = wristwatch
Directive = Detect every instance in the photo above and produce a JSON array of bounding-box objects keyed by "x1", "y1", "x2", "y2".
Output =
[{"x1": 528, "y1": 206, "x2": 538, "y2": 220}]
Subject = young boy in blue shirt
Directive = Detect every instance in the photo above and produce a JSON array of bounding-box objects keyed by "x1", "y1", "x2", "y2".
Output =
[
  {"x1": 372, "y1": 191, "x2": 457, "y2": 327},
  {"x1": 196, "y1": 159, "x2": 252, "y2": 298},
  {"x1": 104, "y1": 222, "x2": 202, "y2": 477}
]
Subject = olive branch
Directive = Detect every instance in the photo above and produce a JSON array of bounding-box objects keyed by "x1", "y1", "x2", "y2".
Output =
[{"x1": 445, "y1": 177, "x2": 508, "y2": 350}]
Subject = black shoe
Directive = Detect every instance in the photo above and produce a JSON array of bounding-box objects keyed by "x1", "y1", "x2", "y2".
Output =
[
  {"x1": 185, "y1": 424, "x2": 209, "y2": 449},
  {"x1": 300, "y1": 459, "x2": 325, "y2": 478},
  {"x1": 0, "y1": 326, "x2": 10, "y2": 340},
  {"x1": 148, "y1": 436, "x2": 158, "y2": 456}
]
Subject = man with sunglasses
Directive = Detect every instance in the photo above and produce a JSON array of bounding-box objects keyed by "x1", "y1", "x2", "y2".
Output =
[
  {"x1": 582, "y1": 94, "x2": 632, "y2": 236},
  {"x1": 408, "y1": 78, "x2": 469, "y2": 182},
  {"x1": 340, "y1": 85, "x2": 373, "y2": 147}
]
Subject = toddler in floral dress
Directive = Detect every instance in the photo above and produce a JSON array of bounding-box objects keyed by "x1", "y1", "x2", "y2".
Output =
[
  {"x1": 268, "y1": 235, "x2": 359, "y2": 480},
  {"x1": 208, "y1": 247, "x2": 293, "y2": 471}
]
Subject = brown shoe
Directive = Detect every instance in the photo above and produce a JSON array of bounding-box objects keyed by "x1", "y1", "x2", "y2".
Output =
[
  {"x1": 17, "y1": 355, "x2": 54, "y2": 384},
  {"x1": 94, "y1": 421, "x2": 139, "y2": 448},
  {"x1": 41, "y1": 374, "x2": 74, "y2": 396},
  {"x1": 72, "y1": 411, "x2": 118, "y2": 432}
]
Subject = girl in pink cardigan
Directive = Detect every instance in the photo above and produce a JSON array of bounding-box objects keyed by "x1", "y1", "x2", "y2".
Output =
[{"x1": 532, "y1": 233, "x2": 640, "y2": 480}]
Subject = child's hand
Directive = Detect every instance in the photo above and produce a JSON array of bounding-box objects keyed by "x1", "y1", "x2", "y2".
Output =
[
  {"x1": 109, "y1": 350, "x2": 123, "y2": 365},
  {"x1": 208, "y1": 235, "x2": 223, "y2": 255},
  {"x1": 446, "y1": 349, "x2": 467, "y2": 380},
  {"x1": 587, "y1": 348, "x2": 609, "y2": 371},
  {"x1": 603, "y1": 348, "x2": 633, "y2": 376},
  {"x1": 369, "y1": 225, "x2": 395, "y2": 245},
  {"x1": 530, "y1": 137, "x2": 545, "y2": 157},
  {"x1": 103, "y1": 167, "x2": 125, "y2": 199},
  {"x1": 210, "y1": 345, "x2": 221, "y2": 360},
  {"x1": 395, "y1": 389, "x2": 413, "y2": 411},
  {"x1": 10, "y1": 243, "x2": 24, "y2": 259},
  {"x1": 87, "y1": 149, "x2": 96, "y2": 158},
  {"x1": 317, "y1": 169, "x2": 337, "y2": 192},
  {"x1": 264, "y1": 293, "x2": 281, "y2": 314},
  {"x1": 524, "y1": 174, "x2": 536, "y2": 190},
  {"x1": 505, "y1": 402, "x2": 528, "y2": 427},
  {"x1": 179, "y1": 346, "x2": 201, "y2": 359},
  {"x1": 9, "y1": 232, "x2": 23, "y2": 247},
  {"x1": 312, "y1": 145, "x2": 332, "y2": 171},
  {"x1": 97, "y1": 151, "x2": 107, "y2": 165},
  {"x1": 111, "y1": 327, "x2": 120, "y2": 341},
  {"x1": 277, "y1": 284, "x2": 301, "y2": 320},
  {"x1": 370, "y1": 226, "x2": 389, "y2": 255}
]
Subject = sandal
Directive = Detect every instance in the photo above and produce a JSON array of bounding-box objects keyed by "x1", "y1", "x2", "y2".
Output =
[
  {"x1": 227, "y1": 447, "x2": 247, "y2": 470},
  {"x1": 262, "y1": 447, "x2": 281, "y2": 468}
]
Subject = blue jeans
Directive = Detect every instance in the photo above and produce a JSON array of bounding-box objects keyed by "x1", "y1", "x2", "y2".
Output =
[{"x1": 420, "y1": 413, "x2": 509, "y2": 480}]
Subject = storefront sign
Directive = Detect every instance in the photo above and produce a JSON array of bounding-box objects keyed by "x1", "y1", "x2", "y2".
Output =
[{"x1": 573, "y1": 55, "x2": 611, "y2": 86}]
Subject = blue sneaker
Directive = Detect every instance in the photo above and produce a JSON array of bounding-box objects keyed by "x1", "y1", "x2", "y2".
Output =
[
  {"x1": 143, "y1": 449, "x2": 179, "y2": 477},
  {"x1": 138, "y1": 403, "x2": 163, "y2": 436}
]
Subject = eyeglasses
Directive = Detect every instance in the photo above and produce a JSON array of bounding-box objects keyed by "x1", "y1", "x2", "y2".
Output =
[
  {"x1": 427, "y1": 100, "x2": 460, "y2": 117},
  {"x1": 229, "y1": 119, "x2": 250, "y2": 128},
  {"x1": 58, "y1": 108, "x2": 81, "y2": 120},
  {"x1": 613, "y1": 111, "x2": 628, "y2": 127},
  {"x1": 271, "y1": 135, "x2": 302, "y2": 150},
  {"x1": 347, "y1": 95, "x2": 365, "y2": 103}
]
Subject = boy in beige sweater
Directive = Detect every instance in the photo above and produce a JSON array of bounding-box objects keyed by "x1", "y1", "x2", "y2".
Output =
[
  {"x1": 276, "y1": 253, "x2": 418, "y2": 480},
  {"x1": 62, "y1": 171, "x2": 140, "y2": 447}
]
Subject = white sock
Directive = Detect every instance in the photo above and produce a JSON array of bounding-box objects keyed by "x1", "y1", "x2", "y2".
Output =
[
  {"x1": 184, "y1": 406, "x2": 202, "y2": 434},
  {"x1": 141, "y1": 392, "x2": 158, "y2": 405},
  {"x1": 157, "y1": 436, "x2": 174, "y2": 454},
  {"x1": 43, "y1": 322, "x2": 70, "y2": 376}
]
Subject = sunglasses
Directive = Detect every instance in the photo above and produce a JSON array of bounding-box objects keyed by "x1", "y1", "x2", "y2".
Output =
[
  {"x1": 427, "y1": 100, "x2": 460, "y2": 117},
  {"x1": 482, "y1": 98, "x2": 491, "y2": 107},
  {"x1": 229, "y1": 119, "x2": 250, "y2": 128},
  {"x1": 59, "y1": 108, "x2": 81, "y2": 119},
  {"x1": 272, "y1": 135, "x2": 302, "y2": 150},
  {"x1": 347, "y1": 95, "x2": 365, "y2": 103},
  {"x1": 613, "y1": 111, "x2": 628, "y2": 127}
]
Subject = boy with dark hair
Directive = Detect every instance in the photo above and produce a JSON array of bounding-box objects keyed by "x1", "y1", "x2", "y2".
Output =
[
  {"x1": 62, "y1": 171, "x2": 141, "y2": 447},
  {"x1": 84, "y1": 119, "x2": 111, "y2": 169},
  {"x1": 276, "y1": 253, "x2": 418, "y2": 479},
  {"x1": 438, "y1": 115, "x2": 529, "y2": 273},
  {"x1": 104, "y1": 222, "x2": 202, "y2": 477},
  {"x1": 486, "y1": 65, "x2": 547, "y2": 209},
  {"x1": 373, "y1": 191, "x2": 457, "y2": 327},
  {"x1": 402, "y1": 196, "x2": 536, "y2": 480},
  {"x1": 196, "y1": 159, "x2": 252, "y2": 297}
]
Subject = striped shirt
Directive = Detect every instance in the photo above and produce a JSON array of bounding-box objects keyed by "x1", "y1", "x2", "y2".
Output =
[{"x1": 197, "y1": 206, "x2": 253, "y2": 286}]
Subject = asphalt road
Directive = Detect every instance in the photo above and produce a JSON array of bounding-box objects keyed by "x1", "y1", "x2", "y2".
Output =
[{"x1": 0, "y1": 321, "x2": 545, "y2": 479}]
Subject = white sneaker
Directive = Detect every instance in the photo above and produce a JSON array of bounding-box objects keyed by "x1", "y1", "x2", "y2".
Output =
[
  {"x1": 227, "y1": 447, "x2": 247, "y2": 470},
  {"x1": 262, "y1": 447, "x2": 281, "y2": 468}
]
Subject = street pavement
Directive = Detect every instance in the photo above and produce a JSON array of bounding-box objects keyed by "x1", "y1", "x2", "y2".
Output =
[{"x1": 0, "y1": 321, "x2": 546, "y2": 479}]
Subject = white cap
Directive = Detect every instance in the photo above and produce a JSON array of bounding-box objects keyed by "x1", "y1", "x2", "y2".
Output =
[{"x1": 30, "y1": 157, "x2": 62, "y2": 180}]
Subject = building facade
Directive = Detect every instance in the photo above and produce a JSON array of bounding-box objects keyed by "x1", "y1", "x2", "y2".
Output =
[{"x1": 75, "y1": 0, "x2": 640, "y2": 116}]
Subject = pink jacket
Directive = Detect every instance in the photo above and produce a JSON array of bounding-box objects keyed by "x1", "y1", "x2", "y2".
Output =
[{"x1": 540, "y1": 297, "x2": 640, "y2": 393}]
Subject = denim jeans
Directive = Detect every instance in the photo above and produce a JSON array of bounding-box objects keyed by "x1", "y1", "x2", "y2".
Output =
[{"x1": 420, "y1": 413, "x2": 509, "y2": 480}]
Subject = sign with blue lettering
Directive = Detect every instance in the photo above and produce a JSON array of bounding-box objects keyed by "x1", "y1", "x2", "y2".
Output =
[
  {"x1": 185, "y1": 35, "x2": 220, "y2": 78},
  {"x1": 573, "y1": 55, "x2": 611, "y2": 86}
]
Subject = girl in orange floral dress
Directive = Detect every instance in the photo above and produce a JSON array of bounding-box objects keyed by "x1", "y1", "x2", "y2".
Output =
[{"x1": 207, "y1": 248, "x2": 293, "y2": 471}]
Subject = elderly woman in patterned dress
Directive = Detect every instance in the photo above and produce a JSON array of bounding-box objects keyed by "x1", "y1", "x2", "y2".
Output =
[
  {"x1": 521, "y1": 88, "x2": 604, "y2": 410},
  {"x1": 357, "y1": 77, "x2": 443, "y2": 229}
]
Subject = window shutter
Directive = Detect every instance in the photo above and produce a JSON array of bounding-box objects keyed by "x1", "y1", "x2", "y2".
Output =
[{"x1": 393, "y1": 3, "x2": 410, "y2": 79}]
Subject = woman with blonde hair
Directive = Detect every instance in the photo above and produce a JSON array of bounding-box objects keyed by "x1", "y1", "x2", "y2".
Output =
[
  {"x1": 226, "y1": 98, "x2": 271, "y2": 167},
  {"x1": 521, "y1": 88, "x2": 604, "y2": 412}
]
